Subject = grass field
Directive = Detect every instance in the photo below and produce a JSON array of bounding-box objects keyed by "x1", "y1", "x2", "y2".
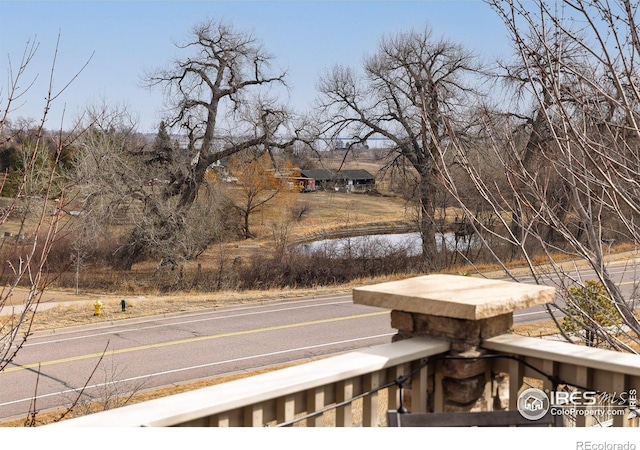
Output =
[{"x1": 238, "y1": 190, "x2": 417, "y2": 244}]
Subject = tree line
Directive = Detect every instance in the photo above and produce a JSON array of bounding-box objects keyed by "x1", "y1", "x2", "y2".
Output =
[{"x1": 3, "y1": 0, "x2": 640, "y2": 351}]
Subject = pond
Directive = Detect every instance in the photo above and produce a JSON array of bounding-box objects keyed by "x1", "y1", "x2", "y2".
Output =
[{"x1": 297, "y1": 232, "x2": 479, "y2": 258}]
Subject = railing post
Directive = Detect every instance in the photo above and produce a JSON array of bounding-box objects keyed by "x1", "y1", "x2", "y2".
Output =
[
  {"x1": 388, "y1": 364, "x2": 409, "y2": 411},
  {"x1": 336, "y1": 379, "x2": 354, "y2": 427},
  {"x1": 507, "y1": 358, "x2": 525, "y2": 411},
  {"x1": 354, "y1": 274, "x2": 555, "y2": 413},
  {"x1": 362, "y1": 372, "x2": 380, "y2": 427},
  {"x1": 610, "y1": 373, "x2": 627, "y2": 427},
  {"x1": 216, "y1": 412, "x2": 230, "y2": 427},
  {"x1": 307, "y1": 387, "x2": 325, "y2": 427},
  {"x1": 573, "y1": 366, "x2": 590, "y2": 427},
  {"x1": 214, "y1": 410, "x2": 242, "y2": 427},
  {"x1": 433, "y1": 358, "x2": 445, "y2": 412},
  {"x1": 245, "y1": 403, "x2": 264, "y2": 427},
  {"x1": 276, "y1": 395, "x2": 295, "y2": 424},
  {"x1": 411, "y1": 361, "x2": 428, "y2": 412}
]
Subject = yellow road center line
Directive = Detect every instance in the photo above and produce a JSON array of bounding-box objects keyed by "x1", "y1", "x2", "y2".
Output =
[{"x1": 4, "y1": 311, "x2": 389, "y2": 373}]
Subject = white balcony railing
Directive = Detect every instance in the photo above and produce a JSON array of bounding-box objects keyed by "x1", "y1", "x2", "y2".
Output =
[{"x1": 48, "y1": 275, "x2": 640, "y2": 427}]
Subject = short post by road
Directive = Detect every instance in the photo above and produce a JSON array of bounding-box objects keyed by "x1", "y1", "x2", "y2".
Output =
[{"x1": 121, "y1": 299, "x2": 126, "y2": 312}]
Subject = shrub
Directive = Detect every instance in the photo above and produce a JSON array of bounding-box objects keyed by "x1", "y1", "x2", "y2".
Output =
[{"x1": 561, "y1": 280, "x2": 623, "y2": 347}]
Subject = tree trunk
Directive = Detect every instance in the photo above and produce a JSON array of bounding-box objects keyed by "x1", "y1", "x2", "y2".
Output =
[
  {"x1": 244, "y1": 211, "x2": 251, "y2": 239},
  {"x1": 112, "y1": 228, "x2": 147, "y2": 271},
  {"x1": 509, "y1": 106, "x2": 548, "y2": 259},
  {"x1": 419, "y1": 173, "x2": 438, "y2": 272}
]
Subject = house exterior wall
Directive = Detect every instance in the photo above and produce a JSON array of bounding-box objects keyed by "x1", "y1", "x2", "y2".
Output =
[{"x1": 300, "y1": 169, "x2": 376, "y2": 193}]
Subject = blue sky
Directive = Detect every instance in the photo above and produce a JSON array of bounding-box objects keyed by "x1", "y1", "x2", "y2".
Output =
[{"x1": 0, "y1": 1, "x2": 512, "y2": 133}]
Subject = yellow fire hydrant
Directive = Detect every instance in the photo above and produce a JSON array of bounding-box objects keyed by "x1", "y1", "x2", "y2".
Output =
[{"x1": 94, "y1": 300, "x2": 103, "y2": 316}]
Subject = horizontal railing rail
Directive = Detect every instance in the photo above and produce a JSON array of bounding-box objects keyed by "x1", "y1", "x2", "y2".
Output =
[{"x1": 49, "y1": 337, "x2": 450, "y2": 427}]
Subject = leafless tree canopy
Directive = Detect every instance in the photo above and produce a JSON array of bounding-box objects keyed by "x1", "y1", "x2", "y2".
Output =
[
  {"x1": 0, "y1": 36, "x2": 89, "y2": 370},
  {"x1": 316, "y1": 25, "x2": 483, "y2": 271},
  {"x1": 76, "y1": 19, "x2": 299, "y2": 270},
  {"x1": 433, "y1": 0, "x2": 640, "y2": 350},
  {"x1": 145, "y1": 19, "x2": 291, "y2": 206}
]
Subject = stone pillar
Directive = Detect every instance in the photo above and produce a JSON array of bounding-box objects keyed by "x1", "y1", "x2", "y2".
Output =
[{"x1": 353, "y1": 274, "x2": 555, "y2": 412}]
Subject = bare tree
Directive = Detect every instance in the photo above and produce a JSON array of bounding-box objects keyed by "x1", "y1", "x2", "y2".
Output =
[
  {"x1": 93, "y1": 19, "x2": 298, "y2": 270},
  {"x1": 72, "y1": 103, "x2": 162, "y2": 266},
  {"x1": 226, "y1": 150, "x2": 289, "y2": 239},
  {"x1": 436, "y1": 0, "x2": 640, "y2": 350},
  {"x1": 316, "y1": 26, "x2": 482, "y2": 271},
  {"x1": 0, "y1": 35, "x2": 90, "y2": 369}
]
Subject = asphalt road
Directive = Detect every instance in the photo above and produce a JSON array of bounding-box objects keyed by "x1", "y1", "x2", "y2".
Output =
[
  {"x1": 1, "y1": 259, "x2": 638, "y2": 422},
  {"x1": 0, "y1": 293, "x2": 394, "y2": 421}
]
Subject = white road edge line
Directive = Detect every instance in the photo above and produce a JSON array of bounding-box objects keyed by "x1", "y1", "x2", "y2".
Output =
[{"x1": 0, "y1": 332, "x2": 396, "y2": 408}]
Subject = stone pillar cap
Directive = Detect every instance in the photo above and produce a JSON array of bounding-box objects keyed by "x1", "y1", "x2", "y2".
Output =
[{"x1": 353, "y1": 274, "x2": 555, "y2": 320}]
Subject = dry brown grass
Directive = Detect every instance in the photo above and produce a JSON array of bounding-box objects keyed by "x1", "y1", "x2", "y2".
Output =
[
  {"x1": 17, "y1": 284, "x2": 364, "y2": 332},
  {"x1": 241, "y1": 190, "x2": 416, "y2": 246},
  {"x1": 10, "y1": 270, "x2": 417, "y2": 333},
  {"x1": 512, "y1": 320, "x2": 561, "y2": 338}
]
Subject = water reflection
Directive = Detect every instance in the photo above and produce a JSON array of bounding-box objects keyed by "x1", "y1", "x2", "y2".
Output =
[{"x1": 298, "y1": 232, "x2": 478, "y2": 257}]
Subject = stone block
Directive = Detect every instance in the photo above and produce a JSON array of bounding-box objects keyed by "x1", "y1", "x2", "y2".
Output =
[
  {"x1": 390, "y1": 310, "x2": 413, "y2": 332},
  {"x1": 442, "y1": 350, "x2": 488, "y2": 380},
  {"x1": 442, "y1": 373, "x2": 487, "y2": 405},
  {"x1": 390, "y1": 310, "x2": 512, "y2": 350},
  {"x1": 480, "y1": 313, "x2": 513, "y2": 338},
  {"x1": 353, "y1": 274, "x2": 556, "y2": 320},
  {"x1": 413, "y1": 314, "x2": 480, "y2": 342},
  {"x1": 391, "y1": 331, "x2": 412, "y2": 343}
]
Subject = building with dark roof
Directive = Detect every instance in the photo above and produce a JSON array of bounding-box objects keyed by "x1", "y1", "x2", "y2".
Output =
[{"x1": 300, "y1": 169, "x2": 376, "y2": 192}]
